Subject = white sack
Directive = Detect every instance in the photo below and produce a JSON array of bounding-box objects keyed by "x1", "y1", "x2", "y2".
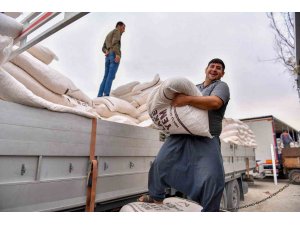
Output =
[
  {"x1": 93, "y1": 96, "x2": 140, "y2": 118},
  {"x1": 0, "y1": 35, "x2": 13, "y2": 65},
  {"x1": 117, "y1": 91, "x2": 135, "y2": 103},
  {"x1": 138, "y1": 111, "x2": 150, "y2": 122},
  {"x1": 0, "y1": 13, "x2": 23, "y2": 38},
  {"x1": 137, "y1": 104, "x2": 148, "y2": 114},
  {"x1": 94, "y1": 104, "x2": 128, "y2": 118},
  {"x1": 138, "y1": 118, "x2": 155, "y2": 128},
  {"x1": 103, "y1": 115, "x2": 139, "y2": 126},
  {"x1": 0, "y1": 68, "x2": 98, "y2": 118},
  {"x1": 120, "y1": 197, "x2": 202, "y2": 212},
  {"x1": 130, "y1": 100, "x2": 139, "y2": 108},
  {"x1": 2, "y1": 62, "x2": 73, "y2": 107},
  {"x1": 147, "y1": 77, "x2": 211, "y2": 137},
  {"x1": 10, "y1": 51, "x2": 92, "y2": 105},
  {"x1": 111, "y1": 81, "x2": 140, "y2": 97},
  {"x1": 132, "y1": 84, "x2": 161, "y2": 106},
  {"x1": 131, "y1": 74, "x2": 161, "y2": 94},
  {"x1": 27, "y1": 44, "x2": 59, "y2": 65}
]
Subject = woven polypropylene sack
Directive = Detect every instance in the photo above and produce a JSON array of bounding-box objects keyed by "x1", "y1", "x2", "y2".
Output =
[{"x1": 147, "y1": 77, "x2": 211, "y2": 137}]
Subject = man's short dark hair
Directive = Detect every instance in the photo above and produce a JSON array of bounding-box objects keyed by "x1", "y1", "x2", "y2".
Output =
[
  {"x1": 116, "y1": 21, "x2": 125, "y2": 28},
  {"x1": 208, "y1": 58, "x2": 225, "y2": 71}
]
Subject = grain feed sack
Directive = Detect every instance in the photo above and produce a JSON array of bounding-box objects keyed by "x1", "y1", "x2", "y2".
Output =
[
  {"x1": 27, "y1": 44, "x2": 59, "y2": 65},
  {"x1": 147, "y1": 77, "x2": 211, "y2": 137},
  {"x1": 94, "y1": 104, "x2": 129, "y2": 118},
  {"x1": 64, "y1": 95, "x2": 95, "y2": 113},
  {"x1": 131, "y1": 74, "x2": 161, "y2": 94},
  {"x1": 0, "y1": 13, "x2": 23, "y2": 38},
  {"x1": 2, "y1": 62, "x2": 73, "y2": 107},
  {"x1": 93, "y1": 96, "x2": 140, "y2": 118},
  {"x1": 67, "y1": 89, "x2": 92, "y2": 106},
  {"x1": 138, "y1": 118, "x2": 155, "y2": 128},
  {"x1": 117, "y1": 91, "x2": 135, "y2": 103},
  {"x1": 137, "y1": 103, "x2": 147, "y2": 114},
  {"x1": 130, "y1": 100, "x2": 139, "y2": 108},
  {"x1": 132, "y1": 84, "x2": 161, "y2": 106},
  {"x1": 0, "y1": 35, "x2": 13, "y2": 65},
  {"x1": 120, "y1": 197, "x2": 202, "y2": 212},
  {"x1": 111, "y1": 81, "x2": 140, "y2": 97},
  {"x1": 103, "y1": 115, "x2": 139, "y2": 126},
  {"x1": 0, "y1": 68, "x2": 98, "y2": 118},
  {"x1": 10, "y1": 51, "x2": 92, "y2": 105},
  {"x1": 138, "y1": 111, "x2": 150, "y2": 122}
]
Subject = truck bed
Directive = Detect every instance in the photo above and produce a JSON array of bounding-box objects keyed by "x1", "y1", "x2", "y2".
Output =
[
  {"x1": 0, "y1": 100, "x2": 162, "y2": 211},
  {"x1": 0, "y1": 100, "x2": 255, "y2": 211}
]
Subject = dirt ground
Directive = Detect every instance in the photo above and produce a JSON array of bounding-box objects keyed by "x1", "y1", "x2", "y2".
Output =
[{"x1": 239, "y1": 177, "x2": 300, "y2": 212}]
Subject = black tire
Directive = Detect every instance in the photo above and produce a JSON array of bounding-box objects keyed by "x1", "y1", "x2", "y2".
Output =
[
  {"x1": 220, "y1": 188, "x2": 228, "y2": 211},
  {"x1": 226, "y1": 180, "x2": 240, "y2": 211},
  {"x1": 289, "y1": 169, "x2": 300, "y2": 185}
]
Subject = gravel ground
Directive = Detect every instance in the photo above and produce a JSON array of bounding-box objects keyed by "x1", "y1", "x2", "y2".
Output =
[{"x1": 239, "y1": 177, "x2": 300, "y2": 212}]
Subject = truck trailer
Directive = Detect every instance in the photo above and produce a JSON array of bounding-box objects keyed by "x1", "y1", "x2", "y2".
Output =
[
  {"x1": 240, "y1": 115, "x2": 299, "y2": 178},
  {"x1": 0, "y1": 100, "x2": 256, "y2": 211}
]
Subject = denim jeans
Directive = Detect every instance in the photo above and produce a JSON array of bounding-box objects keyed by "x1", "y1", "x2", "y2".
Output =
[{"x1": 97, "y1": 52, "x2": 120, "y2": 97}]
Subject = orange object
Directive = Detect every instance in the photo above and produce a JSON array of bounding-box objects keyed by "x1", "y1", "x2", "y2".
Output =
[{"x1": 265, "y1": 159, "x2": 279, "y2": 164}]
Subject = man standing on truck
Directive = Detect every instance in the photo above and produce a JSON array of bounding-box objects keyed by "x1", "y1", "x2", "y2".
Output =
[
  {"x1": 97, "y1": 21, "x2": 126, "y2": 97},
  {"x1": 138, "y1": 58, "x2": 230, "y2": 212},
  {"x1": 280, "y1": 130, "x2": 293, "y2": 148}
]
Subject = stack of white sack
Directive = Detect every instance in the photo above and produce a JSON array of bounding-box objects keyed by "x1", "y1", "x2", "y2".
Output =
[
  {"x1": 111, "y1": 74, "x2": 161, "y2": 107},
  {"x1": 147, "y1": 77, "x2": 211, "y2": 137},
  {"x1": 98, "y1": 74, "x2": 162, "y2": 127},
  {"x1": 110, "y1": 81, "x2": 140, "y2": 101},
  {"x1": 0, "y1": 33, "x2": 97, "y2": 118},
  {"x1": 10, "y1": 50, "x2": 92, "y2": 106},
  {"x1": 0, "y1": 68, "x2": 98, "y2": 118},
  {"x1": 221, "y1": 118, "x2": 257, "y2": 147},
  {"x1": 93, "y1": 96, "x2": 141, "y2": 126}
]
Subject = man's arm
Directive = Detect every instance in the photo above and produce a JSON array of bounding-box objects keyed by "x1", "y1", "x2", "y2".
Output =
[
  {"x1": 171, "y1": 94, "x2": 223, "y2": 110},
  {"x1": 111, "y1": 30, "x2": 121, "y2": 59},
  {"x1": 102, "y1": 42, "x2": 108, "y2": 55}
]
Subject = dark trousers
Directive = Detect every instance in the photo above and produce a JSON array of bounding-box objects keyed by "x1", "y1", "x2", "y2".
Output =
[{"x1": 148, "y1": 134, "x2": 225, "y2": 212}]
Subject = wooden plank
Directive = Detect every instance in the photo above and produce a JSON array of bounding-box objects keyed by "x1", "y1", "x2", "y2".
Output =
[
  {"x1": 283, "y1": 157, "x2": 300, "y2": 169},
  {"x1": 282, "y1": 148, "x2": 300, "y2": 157}
]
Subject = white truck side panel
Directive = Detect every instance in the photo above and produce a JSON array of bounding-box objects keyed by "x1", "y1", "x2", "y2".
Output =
[
  {"x1": 243, "y1": 119, "x2": 275, "y2": 163},
  {"x1": 0, "y1": 100, "x2": 255, "y2": 211}
]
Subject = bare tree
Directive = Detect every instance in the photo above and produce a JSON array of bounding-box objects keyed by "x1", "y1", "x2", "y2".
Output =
[{"x1": 267, "y1": 12, "x2": 297, "y2": 75}]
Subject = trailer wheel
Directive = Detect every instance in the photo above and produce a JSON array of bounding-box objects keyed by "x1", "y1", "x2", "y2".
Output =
[
  {"x1": 289, "y1": 169, "x2": 300, "y2": 185},
  {"x1": 226, "y1": 180, "x2": 240, "y2": 211}
]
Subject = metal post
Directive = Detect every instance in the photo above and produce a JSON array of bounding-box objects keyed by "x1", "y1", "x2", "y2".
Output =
[
  {"x1": 270, "y1": 144, "x2": 278, "y2": 185},
  {"x1": 295, "y1": 12, "x2": 300, "y2": 101}
]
